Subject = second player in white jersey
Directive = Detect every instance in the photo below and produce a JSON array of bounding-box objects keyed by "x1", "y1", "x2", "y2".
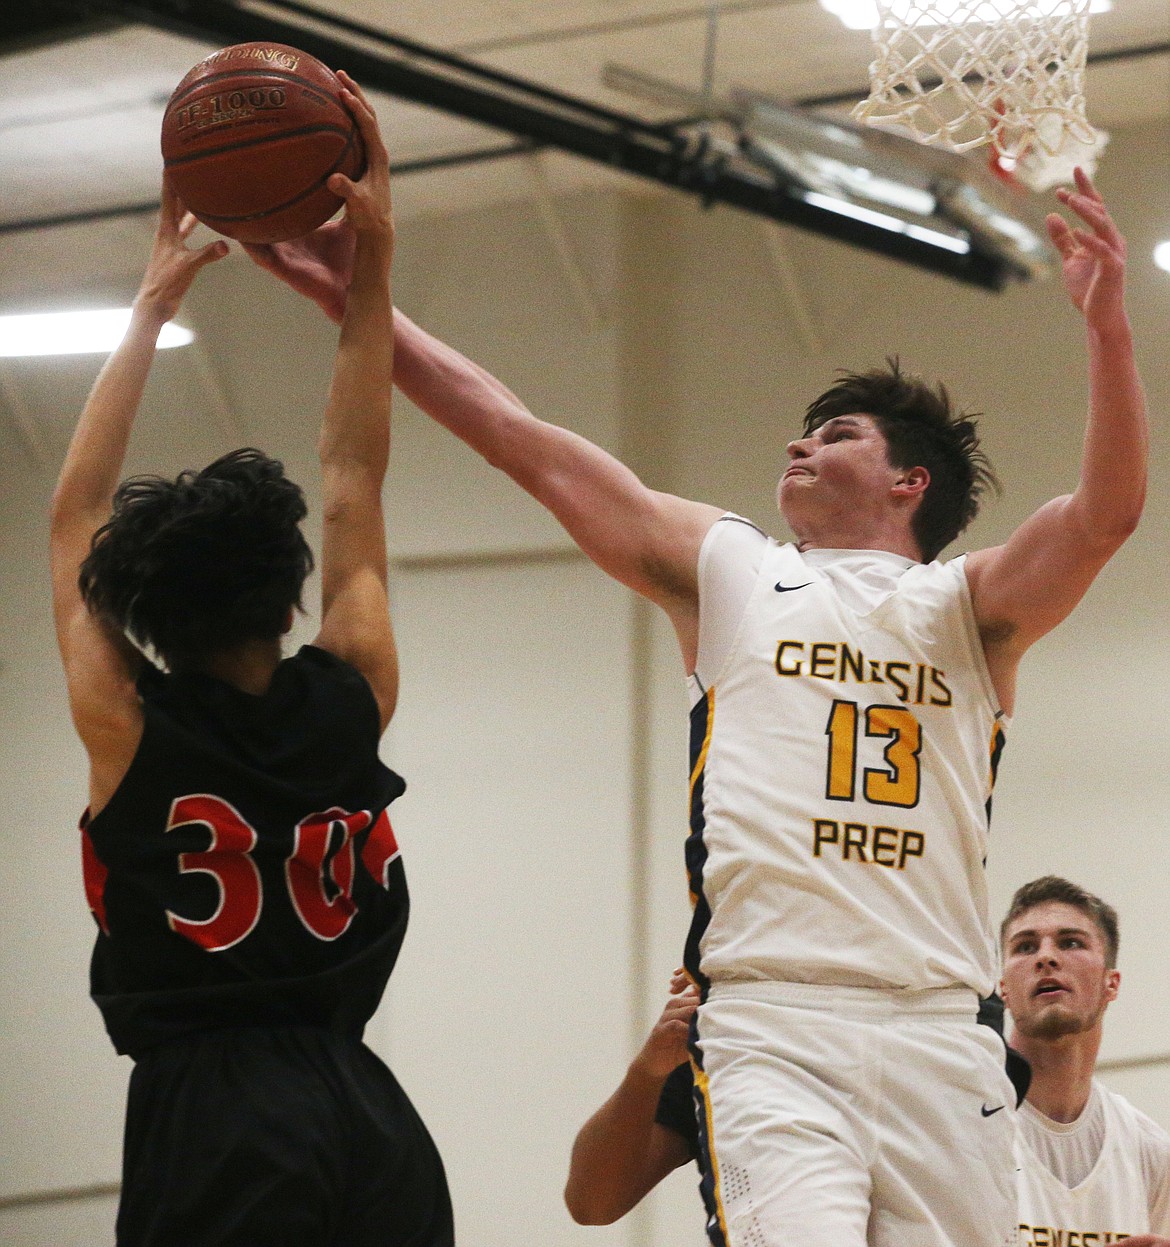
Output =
[
  {"x1": 1001, "y1": 877, "x2": 1170, "y2": 1247},
  {"x1": 1016, "y1": 1081, "x2": 1170, "y2": 1246},
  {"x1": 687, "y1": 518, "x2": 1005, "y2": 995}
]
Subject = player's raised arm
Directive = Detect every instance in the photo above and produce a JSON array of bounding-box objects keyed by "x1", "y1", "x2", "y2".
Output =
[
  {"x1": 964, "y1": 170, "x2": 1146, "y2": 706},
  {"x1": 310, "y1": 74, "x2": 399, "y2": 729},
  {"x1": 564, "y1": 973, "x2": 698, "y2": 1225},
  {"x1": 49, "y1": 184, "x2": 227, "y2": 808},
  {"x1": 245, "y1": 227, "x2": 721, "y2": 665}
]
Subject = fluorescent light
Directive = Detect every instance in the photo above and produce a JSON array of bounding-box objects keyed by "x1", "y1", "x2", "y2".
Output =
[
  {"x1": 819, "y1": 0, "x2": 1109, "y2": 28},
  {"x1": 803, "y1": 190, "x2": 971, "y2": 253},
  {"x1": 1155, "y1": 242, "x2": 1170, "y2": 274},
  {"x1": 0, "y1": 309, "x2": 194, "y2": 358}
]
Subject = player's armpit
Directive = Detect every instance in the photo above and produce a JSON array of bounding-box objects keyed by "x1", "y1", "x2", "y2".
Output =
[{"x1": 58, "y1": 610, "x2": 144, "y2": 814}]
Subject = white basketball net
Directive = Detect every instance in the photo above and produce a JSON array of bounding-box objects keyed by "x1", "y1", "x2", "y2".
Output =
[{"x1": 852, "y1": 0, "x2": 1097, "y2": 160}]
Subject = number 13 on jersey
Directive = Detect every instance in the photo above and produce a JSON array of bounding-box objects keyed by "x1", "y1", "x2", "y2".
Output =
[{"x1": 825, "y1": 699, "x2": 922, "y2": 809}]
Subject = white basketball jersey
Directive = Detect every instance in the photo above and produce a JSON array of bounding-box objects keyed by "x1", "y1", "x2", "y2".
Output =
[
  {"x1": 1016, "y1": 1082, "x2": 1170, "y2": 1244},
  {"x1": 686, "y1": 534, "x2": 1005, "y2": 994}
]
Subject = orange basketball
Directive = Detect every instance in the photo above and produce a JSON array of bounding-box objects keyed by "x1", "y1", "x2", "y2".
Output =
[{"x1": 161, "y1": 42, "x2": 366, "y2": 243}]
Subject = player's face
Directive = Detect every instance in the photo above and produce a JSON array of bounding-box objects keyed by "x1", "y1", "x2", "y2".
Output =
[
  {"x1": 1000, "y1": 901, "x2": 1119, "y2": 1042},
  {"x1": 777, "y1": 415, "x2": 905, "y2": 536}
]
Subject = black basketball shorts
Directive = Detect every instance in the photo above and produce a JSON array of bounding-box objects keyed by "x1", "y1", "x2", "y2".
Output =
[{"x1": 117, "y1": 1025, "x2": 453, "y2": 1247}]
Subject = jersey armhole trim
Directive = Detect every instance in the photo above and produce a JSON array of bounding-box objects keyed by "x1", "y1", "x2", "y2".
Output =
[
  {"x1": 695, "y1": 515, "x2": 772, "y2": 691},
  {"x1": 951, "y1": 554, "x2": 1009, "y2": 725}
]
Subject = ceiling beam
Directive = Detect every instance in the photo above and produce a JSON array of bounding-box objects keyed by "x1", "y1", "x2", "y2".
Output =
[{"x1": 68, "y1": 0, "x2": 1012, "y2": 288}]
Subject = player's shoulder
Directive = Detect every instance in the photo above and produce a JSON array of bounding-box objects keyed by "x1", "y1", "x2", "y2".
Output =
[
  {"x1": 895, "y1": 549, "x2": 972, "y2": 601},
  {"x1": 698, "y1": 512, "x2": 772, "y2": 572},
  {"x1": 710, "y1": 512, "x2": 771, "y2": 545},
  {"x1": 1097, "y1": 1081, "x2": 1170, "y2": 1151},
  {"x1": 296, "y1": 642, "x2": 381, "y2": 705},
  {"x1": 902, "y1": 549, "x2": 968, "y2": 578}
]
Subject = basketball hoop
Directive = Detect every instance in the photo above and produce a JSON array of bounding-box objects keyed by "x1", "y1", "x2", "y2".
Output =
[{"x1": 852, "y1": 0, "x2": 1100, "y2": 164}]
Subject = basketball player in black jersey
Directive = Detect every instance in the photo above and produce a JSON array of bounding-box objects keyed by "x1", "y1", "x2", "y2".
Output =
[{"x1": 49, "y1": 76, "x2": 452, "y2": 1247}]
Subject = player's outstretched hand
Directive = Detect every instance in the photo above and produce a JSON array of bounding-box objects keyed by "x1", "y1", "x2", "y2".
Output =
[
  {"x1": 136, "y1": 178, "x2": 228, "y2": 324},
  {"x1": 244, "y1": 73, "x2": 385, "y2": 319},
  {"x1": 244, "y1": 220, "x2": 356, "y2": 324},
  {"x1": 632, "y1": 970, "x2": 699, "y2": 1081},
  {"x1": 1046, "y1": 167, "x2": 1127, "y2": 334},
  {"x1": 327, "y1": 71, "x2": 392, "y2": 241}
]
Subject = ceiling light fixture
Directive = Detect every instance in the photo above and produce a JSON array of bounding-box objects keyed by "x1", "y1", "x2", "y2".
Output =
[
  {"x1": 1154, "y1": 242, "x2": 1170, "y2": 274},
  {"x1": 0, "y1": 309, "x2": 193, "y2": 358}
]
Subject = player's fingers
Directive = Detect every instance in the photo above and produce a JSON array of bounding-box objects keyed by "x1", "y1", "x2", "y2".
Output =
[
  {"x1": 1045, "y1": 212, "x2": 1076, "y2": 255},
  {"x1": 1072, "y1": 165, "x2": 1103, "y2": 202},
  {"x1": 1062, "y1": 192, "x2": 1122, "y2": 249},
  {"x1": 158, "y1": 178, "x2": 187, "y2": 236},
  {"x1": 177, "y1": 211, "x2": 200, "y2": 241},
  {"x1": 336, "y1": 69, "x2": 371, "y2": 108},
  {"x1": 327, "y1": 172, "x2": 358, "y2": 201},
  {"x1": 241, "y1": 241, "x2": 276, "y2": 268},
  {"x1": 1071, "y1": 227, "x2": 1117, "y2": 258},
  {"x1": 192, "y1": 239, "x2": 230, "y2": 268},
  {"x1": 1065, "y1": 193, "x2": 1109, "y2": 228},
  {"x1": 339, "y1": 84, "x2": 388, "y2": 165}
]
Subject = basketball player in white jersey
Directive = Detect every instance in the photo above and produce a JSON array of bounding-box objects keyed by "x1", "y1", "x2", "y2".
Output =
[
  {"x1": 1001, "y1": 877, "x2": 1170, "y2": 1247},
  {"x1": 246, "y1": 171, "x2": 1145, "y2": 1247}
]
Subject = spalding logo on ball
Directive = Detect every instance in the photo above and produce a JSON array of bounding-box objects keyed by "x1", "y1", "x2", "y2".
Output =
[{"x1": 161, "y1": 42, "x2": 366, "y2": 243}]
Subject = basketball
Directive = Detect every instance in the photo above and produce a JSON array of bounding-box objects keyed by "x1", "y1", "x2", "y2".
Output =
[{"x1": 161, "y1": 42, "x2": 366, "y2": 244}]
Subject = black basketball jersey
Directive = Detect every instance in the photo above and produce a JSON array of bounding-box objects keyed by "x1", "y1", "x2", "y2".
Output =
[{"x1": 81, "y1": 645, "x2": 409, "y2": 1058}]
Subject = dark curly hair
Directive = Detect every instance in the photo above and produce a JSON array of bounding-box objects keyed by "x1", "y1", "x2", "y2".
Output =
[
  {"x1": 79, "y1": 448, "x2": 314, "y2": 671},
  {"x1": 1000, "y1": 875, "x2": 1119, "y2": 969},
  {"x1": 803, "y1": 360, "x2": 999, "y2": 561}
]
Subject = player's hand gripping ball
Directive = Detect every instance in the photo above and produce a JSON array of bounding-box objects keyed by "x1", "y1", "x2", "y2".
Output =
[{"x1": 161, "y1": 42, "x2": 367, "y2": 243}]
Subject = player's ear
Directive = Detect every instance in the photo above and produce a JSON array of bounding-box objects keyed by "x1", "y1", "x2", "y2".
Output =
[
  {"x1": 1104, "y1": 967, "x2": 1120, "y2": 1003},
  {"x1": 892, "y1": 466, "x2": 930, "y2": 500}
]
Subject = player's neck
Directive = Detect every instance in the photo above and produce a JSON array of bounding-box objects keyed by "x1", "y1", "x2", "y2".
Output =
[
  {"x1": 785, "y1": 488, "x2": 926, "y2": 561},
  {"x1": 794, "y1": 524, "x2": 923, "y2": 562},
  {"x1": 201, "y1": 637, "x2": 284, "y2": 696},
  {"x1": 1012, "y1": 1025, "x2": 1102, "y2": 1123}
]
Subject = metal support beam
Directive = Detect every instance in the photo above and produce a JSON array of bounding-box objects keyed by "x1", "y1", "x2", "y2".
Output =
[
  {"x1": 525, "y1": 153, "x2": 609, "y2": 332},
  {"x1": 757, "y1": 223, "x2": 825, "y2": 357},
  {"x1": 70, "y1": 0, "x2": 1012, "y2": 288}
]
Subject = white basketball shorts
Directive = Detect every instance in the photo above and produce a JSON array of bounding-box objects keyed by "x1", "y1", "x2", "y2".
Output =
[{"x1": 691, "y1": 981, "x2": 1017, "y2": 1247}]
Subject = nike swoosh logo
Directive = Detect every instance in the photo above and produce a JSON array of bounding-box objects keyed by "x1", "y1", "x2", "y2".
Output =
[
  {"x1": 981, "y1": 1104, "x2": 1006, "y2": 1117},
  {"x1": 774, "y1": 582, "x2": 812, "y2": 593}
]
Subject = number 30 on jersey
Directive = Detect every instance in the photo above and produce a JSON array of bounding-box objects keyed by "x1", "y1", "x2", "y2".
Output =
[{"x1": 162, "y1": 794, "x2": 401, "y2": 951}]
